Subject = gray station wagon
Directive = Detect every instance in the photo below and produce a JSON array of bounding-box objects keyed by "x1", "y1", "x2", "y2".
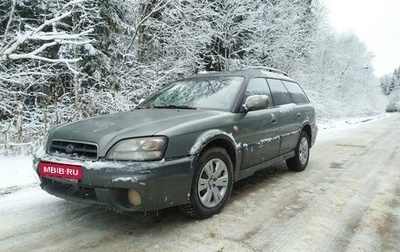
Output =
[{"x1": 33, "y1": 67, "x2": 317, "y2": 219}]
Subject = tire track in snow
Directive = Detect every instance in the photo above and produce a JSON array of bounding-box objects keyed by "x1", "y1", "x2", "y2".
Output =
[
  {"x1": 346, "y1": 143, "x2": 400, "y2": 252},
  {"x1": 242, "y1": 161, "x2": 381, "y2": 251}
]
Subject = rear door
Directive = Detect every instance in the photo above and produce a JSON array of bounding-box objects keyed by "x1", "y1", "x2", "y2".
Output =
[
  {"x1": 266, "y1": 78, "x2": 299, "y2": 155},
  {"x1": 282, "y1": 79, "x2": 313, "y2": 143}
]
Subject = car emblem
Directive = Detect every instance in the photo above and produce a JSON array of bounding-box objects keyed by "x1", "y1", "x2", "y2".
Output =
[{"x1": 65, "y1": 144, "x2": 74, "y2": 154}]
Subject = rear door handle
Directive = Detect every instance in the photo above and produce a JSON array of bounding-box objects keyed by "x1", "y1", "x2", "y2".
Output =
[{"x1": 296, "y1": 112, "x2": 301, "y2": 118}]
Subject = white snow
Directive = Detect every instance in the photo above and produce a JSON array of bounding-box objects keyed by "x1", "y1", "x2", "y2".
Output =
[
  {"x1": 112, "y1": 177, "x2": 138, "y2": 183},
  {"x1": 189, "y1": 131, "x2": 239, "y2": 155},
  {"x1": 0, "y1": 156, "x2": 38, "y2": 190},
  {"x1": 316, "y1": 114, "x2": 389, "y2": 142},
  {"x1": 278, "y1": 103, "x2": 296, "y2": 114}
]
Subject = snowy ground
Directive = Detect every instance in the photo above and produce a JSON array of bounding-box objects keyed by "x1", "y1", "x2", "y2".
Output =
[{"x1": 0, "y1": 113, "x2": 399, "y2": 251}]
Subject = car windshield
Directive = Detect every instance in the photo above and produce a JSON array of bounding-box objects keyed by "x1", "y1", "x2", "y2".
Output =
[{"x1": 139, "y1": 76, "x2": 244, "y2": 111}]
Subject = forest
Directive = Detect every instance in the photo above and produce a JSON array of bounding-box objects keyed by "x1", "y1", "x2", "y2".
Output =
[{"x1": 0, "y1": 0, "x2": 389, "y2": 155}]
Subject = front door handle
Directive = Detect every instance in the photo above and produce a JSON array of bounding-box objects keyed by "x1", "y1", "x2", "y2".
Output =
[{"x1": 271, "y1": 114, "x2": 277, "y2": 124}]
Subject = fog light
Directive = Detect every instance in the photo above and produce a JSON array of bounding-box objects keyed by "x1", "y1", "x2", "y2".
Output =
[{"x1": 128, "y1": 189, "x2": 141, "y2": 206}]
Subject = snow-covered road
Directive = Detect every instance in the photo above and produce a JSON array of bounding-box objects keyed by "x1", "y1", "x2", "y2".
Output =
[{"x1": 1, "y1": 114, "x2": 399, "y2": 252}]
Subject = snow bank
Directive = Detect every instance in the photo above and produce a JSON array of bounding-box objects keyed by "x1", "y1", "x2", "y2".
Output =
[{"x1": 0, "y1": 156, "x2": 38, "y2": 191}]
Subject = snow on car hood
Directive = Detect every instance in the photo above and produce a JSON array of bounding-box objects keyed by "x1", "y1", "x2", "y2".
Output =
[{"x1": 47, "y1": 109, "x2": 222, "y2": 156}]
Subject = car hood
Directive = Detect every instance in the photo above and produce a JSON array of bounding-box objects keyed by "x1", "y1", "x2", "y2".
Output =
[{"x1": 48, "y1": 109, "x2": 223, "y2": 156}]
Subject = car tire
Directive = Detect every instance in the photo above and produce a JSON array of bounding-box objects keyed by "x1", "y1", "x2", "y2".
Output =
[
  {"x1": 181, "y1": 147, "x2": 233, "y2": 219},
  {"x1": 286, "y1": 131, "x2": 310, "y2": 172}
]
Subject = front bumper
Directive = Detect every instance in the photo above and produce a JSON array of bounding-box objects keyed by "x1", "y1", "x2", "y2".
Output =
[{"x1": 33, "y1": 154, "x2": 194, "y2": 212}]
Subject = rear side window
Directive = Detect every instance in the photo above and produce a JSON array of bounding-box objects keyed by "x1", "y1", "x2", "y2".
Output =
[
  {"x1": 267, "y1": 78, "x2": 293, "y2": 106},
  {"x1": 282, "y1": 81, "x2": 310, "y2": 104}
]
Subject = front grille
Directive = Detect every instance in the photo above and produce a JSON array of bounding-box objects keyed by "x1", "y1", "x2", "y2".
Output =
[{"x1": 49, "y1": 140, "x2": 98, "y2": 160}]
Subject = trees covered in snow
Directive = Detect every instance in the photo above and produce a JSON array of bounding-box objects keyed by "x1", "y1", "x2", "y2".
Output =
[
  {"x1": 380, "y1": 67, "x2": 400, "y2": 96},
  {"x1": 380, "y1": 67, "x2": 400, "y2": 111},
  {"x1": 294, "y1": 31, "x2": 386, "y2": 118},
  {"x1": 0, "y1": 0, "x2": 108, "y2": 153},
  {"x1": 0, "y1": 0, "x2": 387, "y2": 154}
]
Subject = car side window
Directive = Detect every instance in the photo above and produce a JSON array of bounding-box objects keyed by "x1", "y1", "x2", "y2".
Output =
[
  {"x1": 282, "y1": 81, "x2": 310, "y2": 104},
  {"x1": 267, "y1": 78, "x2": 293, "y2": 106},
  {"x1": 245, "y1": 78, "x2": 271, "y2": 102}
]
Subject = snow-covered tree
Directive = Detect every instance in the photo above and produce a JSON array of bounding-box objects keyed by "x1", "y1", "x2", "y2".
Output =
[
  {"x1": 245, "y1": 0, "x2": 318, "y2": 72},
  {"x1": 380, "y1": 66, "x2": 400, "y2": 96},
  {"x1": 294, "y1": 28, "x2": 386, "y2": 118},
  {"x1": 380, "y1": 66, "x2": 400, "y2": 112},
  {"x1": 0, "y1": 0, "x2": 98, "y2": 154}
]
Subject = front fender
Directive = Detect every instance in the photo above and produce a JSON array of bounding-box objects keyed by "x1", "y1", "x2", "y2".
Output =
[
  {"x1": 188, "y1": 129, "x2": 240, "y2": 182},
  {"x1": 189, "y1": 129, "x2": 238, "y2": 156}
]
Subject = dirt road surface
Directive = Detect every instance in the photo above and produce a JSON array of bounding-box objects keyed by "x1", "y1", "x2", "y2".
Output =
[{"x1": 1, "y1": 114, "x2": 399, "y2": 252}]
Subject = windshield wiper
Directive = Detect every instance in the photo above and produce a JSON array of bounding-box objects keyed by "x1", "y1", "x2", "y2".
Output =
[{"x1": 152, "y1": 105, "x2": 196, "y2": 110}]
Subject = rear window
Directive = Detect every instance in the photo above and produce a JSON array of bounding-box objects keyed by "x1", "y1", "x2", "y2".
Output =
[
  {"x1": 267, "y1": 78, "x2": 293, "y2": 106},
  {"x1": 282, "y1": 81, "x2": 309, "y2": 104}
]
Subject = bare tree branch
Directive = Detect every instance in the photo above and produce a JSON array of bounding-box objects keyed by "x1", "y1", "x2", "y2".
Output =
[
  {"x1": 125, "y1": 0, "x2": 172, "y2": 54},
  {"x1": 3, "y1": 0, "x2": 17, "y2": 43},
  {"x1": 8, "y1": 53, "x2": 81, "y2": 63}
]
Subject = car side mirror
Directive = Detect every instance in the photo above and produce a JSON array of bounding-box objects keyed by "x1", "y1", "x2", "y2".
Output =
[{"x1": 243, "y1": 95, "x2": 269, "y2": 111}]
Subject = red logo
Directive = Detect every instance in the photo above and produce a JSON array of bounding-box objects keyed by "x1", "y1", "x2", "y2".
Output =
[{"x1": 39, "y1": 162, "x2": 82, "y2": 180}]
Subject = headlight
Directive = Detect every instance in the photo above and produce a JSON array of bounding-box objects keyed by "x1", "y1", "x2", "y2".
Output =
[{"x1": 106, "y1": 137, "x2": 167, "y2": 161}]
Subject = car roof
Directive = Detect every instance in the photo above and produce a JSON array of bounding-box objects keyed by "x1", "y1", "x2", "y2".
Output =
[{"x1": 187, "y1": 67, "x2": 296, "y2": 82}]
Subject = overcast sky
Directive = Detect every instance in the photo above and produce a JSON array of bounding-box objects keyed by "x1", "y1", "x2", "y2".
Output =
[{"x1": 323, "y1": 0, "x2": 400, "y2": 77}]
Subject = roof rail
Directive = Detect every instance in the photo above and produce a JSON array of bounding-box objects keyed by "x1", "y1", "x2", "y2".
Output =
[
  {"x1": 246, "y1": 66, "x2": 288, "y2": 76},
  {"x1": 197, "y1": 70, "x2": 219, "y2": 74}
]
